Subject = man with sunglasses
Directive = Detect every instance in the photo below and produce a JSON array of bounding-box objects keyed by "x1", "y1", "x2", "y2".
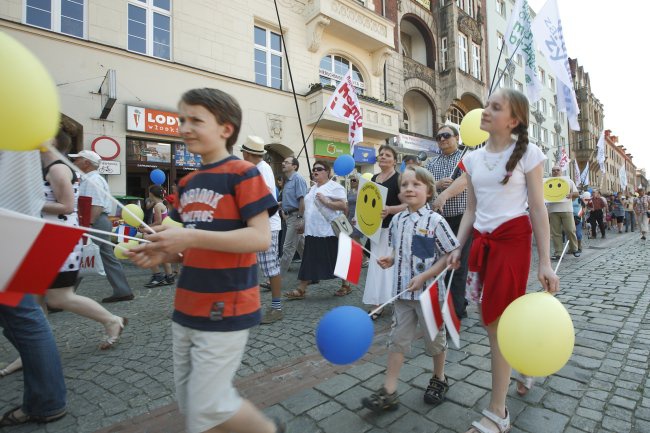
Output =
[
  {"x1": 279, "y1": 157, "x2": 308, "y2": 276},
  {"x1": 425, "y1": 125, "x2": 471, "y2": 319}
]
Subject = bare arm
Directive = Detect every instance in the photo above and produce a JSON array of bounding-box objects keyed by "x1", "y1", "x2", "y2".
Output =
[
  {"x1": 406, "y1": 254, "x2": 452, "y2": 292},
  {"x1": 42, "y1": 164, "x2": 75, "y2": 215},
  {"x1": 447, "y1": 175, "x2": 476, "y2": 268},
  {"x1": 432, "y1": 173, "x2": 468, "y2": 212}
]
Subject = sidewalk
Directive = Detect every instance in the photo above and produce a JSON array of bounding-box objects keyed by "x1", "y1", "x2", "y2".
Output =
[{"x1": 1, "y1": 231, "x2": 648, "y2": 433}]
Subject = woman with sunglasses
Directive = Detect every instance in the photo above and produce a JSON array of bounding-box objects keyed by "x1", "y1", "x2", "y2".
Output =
[
  {"x1": 285, "y1": 161, "x2": 349, "y2": 299},
  {"x1": 362, "y1": 145, "x2": 407, "y2": 319}
]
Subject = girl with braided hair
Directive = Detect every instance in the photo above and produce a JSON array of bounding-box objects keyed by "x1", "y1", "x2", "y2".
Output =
[{"x1": 448, "y1": 88, "x2": 559, "y2": 433}]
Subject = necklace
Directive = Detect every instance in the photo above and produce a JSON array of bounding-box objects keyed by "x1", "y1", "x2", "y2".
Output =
[
  {"x1": 376, "y1": 170, "x2": 395, "y2": 183},
  {"x1": 482, "y1": 150, "x2": 505, "y2": 172}
]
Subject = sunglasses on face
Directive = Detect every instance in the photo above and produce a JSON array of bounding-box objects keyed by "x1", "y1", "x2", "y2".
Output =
[
  {"x1": 436, "y1": 132, "x2": 454, "y2": 140},
  {"x1": 312, "y1": 167, "x2": 326, "y2": 172}
]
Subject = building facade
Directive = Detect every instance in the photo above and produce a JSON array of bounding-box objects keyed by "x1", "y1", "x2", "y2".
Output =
[
  {"x1": 484, "y1": 0, "x2": 569, "y2": 175},
  {"x1": 600, "y1": 131, "x2": 636, "y2": 195}
]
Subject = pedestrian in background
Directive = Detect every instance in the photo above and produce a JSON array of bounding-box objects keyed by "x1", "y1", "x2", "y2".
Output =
[
  {"x1": 611, "y1": 194, "x2": 625, "y2": 234},
  {"x1": 634, "y1": 189, "x2": 649, "y2": 240},
  {"x1": 622, "y1": 195, "x2": 636, "y2": 233},
  {"x1": 588, "y1": 190, "x2": 608, "y2": 239}
]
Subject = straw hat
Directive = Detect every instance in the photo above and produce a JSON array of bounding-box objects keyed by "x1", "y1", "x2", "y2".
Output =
[{"x1": 240, "y1": 136, "x2": 266, "y2": 155}]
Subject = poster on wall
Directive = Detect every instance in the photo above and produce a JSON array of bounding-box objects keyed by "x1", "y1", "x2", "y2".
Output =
[
  {"x1": 174, "y1": 143, "x2": 202, "y2": 168},
  {"x1": 126, "y1": 140, "x2": 171, "y2": 164}
]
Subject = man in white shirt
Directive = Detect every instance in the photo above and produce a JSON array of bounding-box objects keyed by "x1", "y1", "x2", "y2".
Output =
[
  {"x1": 240, "y1": 137, "x2": 283, "y2": 324},
  {"x1": 546, "y1": 166, "x2": 580, "y2": 259},
  {"x1": 71, "y1": 150, "x2": 134, "y2": 303}
]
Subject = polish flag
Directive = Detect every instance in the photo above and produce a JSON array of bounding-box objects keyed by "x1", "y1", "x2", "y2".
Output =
[
  {"x1": 457, "y1": 159, "x2": 467, "y2": 173},
  {"x1": 0, "y1": 209, "x2": 85, "y2": 307},
  {"x1": 333, "y1": 232, "x2": 363, "y2": 285},
  {"x1": 115, "y1": 224, "x2": 137, "y2": 243},
  {"x1": 442, "y1": 287, "x2": 461, "y2": 348},
  {"x1": 419, "y1": 281, "x2": 443, "y2": 341}
]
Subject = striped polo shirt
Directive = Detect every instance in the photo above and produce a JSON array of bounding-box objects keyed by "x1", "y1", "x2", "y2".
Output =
[{"x1": 171, "y1": 156, "x2": 278, "y2": 332}]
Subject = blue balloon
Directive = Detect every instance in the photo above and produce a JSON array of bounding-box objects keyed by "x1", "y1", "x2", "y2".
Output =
[
  {"x1": 333, "y1": 154, "x2": 355, "y2": 176},
  {"x1": 150, "y1": 169, "x2": 165, "y2": 185},
  {"x1": 587, "y1": 187, "x2": 593, "y2": 193},
  {"x1": 316, "y1": 306, "x2": 374, "y2": 365}
]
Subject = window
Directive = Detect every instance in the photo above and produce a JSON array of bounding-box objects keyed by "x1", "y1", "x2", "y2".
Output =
[
  {"x1": 548, "y1": 75, "x2": 555, "y2": 91},
  {"x1": 558, "y1": 111, "x2": 565, "y2": 124},
  {"x1": 471, "y1": 43, "x2": 481, "y2": 80},
  {"x1": 254, "y1": 26, "x2": 283, "y2": 89},
  {"x1": 319, "y1": 55, "x2": 365, "y2": 95},
  {"x1": 447, "y1": 106, "x2": 464, "y2": 125},
  {"x1": 541, "y1": 127, "x2": 548, "y2": 144},
  {"x1": 402, "y1": 110, "x2": 410, "y2": 131},
  {"x1": 496, "y1": 0, "x2": 505, "y2": 16},
  {"x1": 531, "y1": 123, "x2": 540, "y2": 140},
  {"x1": 538, "y1": 67, "x2": 545, "y2": 84},
  {"x1": 550, "y1": 104, "x2": 557, "y2": 120},
  {"x1": 497, "y1": 32, "x2": 506, "y2": 53},
  {"x1": 25, "y1": 0, "x2": 86, "y2": 38},
  {"x1": 515, "y1": 53, "x2": 523, "y2": 66},
  {"x1": 515, "y1": 80, "x2": 523, "y2": 92},
  {"x1": 540, "y1": 98, "x2": 547, "y2": 115},
  {"x1": 458, "y1": 34, "x2": 468, "y2": 73},
  {"x1": 552, "y1": 133, "x2": 558, "y2": 148},
  {"x1": 128, "y1": 0, "x2": 171, "y2": 60},
  {"x1": 465, "y1": 0, "x2": 474, "y2": 17},
  {"x1": 440, "y1": 37, "x2": 448, "y2": 70}
]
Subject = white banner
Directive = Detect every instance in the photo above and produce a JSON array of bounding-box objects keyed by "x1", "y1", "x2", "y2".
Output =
[
  {"x1": 596, "y1": 130, "x2": 606, "y2": 173},
  {"x1": 326, "y1": 69, "x2": 364, "y2": 151},
  {"x1": 505, "y1": 0, "x2": 542, "y2": 102},
  {"x1": 574, "y1": 159, "x2": 580, "y2": 184},
  {"x1": 580, "y1": 161, "x2": 590, "y2": 186},
  {"x1": 619, "y1": 165, "x2": 627, "y2": 190},
  {"x1": 559, "y1": 147, "x2": 569, "y2": 172},
  {"x1": 532, "y1": 0, "x2": 580, "y2": 130}
]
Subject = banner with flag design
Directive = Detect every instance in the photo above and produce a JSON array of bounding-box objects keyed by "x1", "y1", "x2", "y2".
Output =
[
  {"x1": 441, "y1": 286, "x2": 461, "y2": 348},
  {"x1": 326, "y1": 69, "x2": 364, "y2": 152},
  {"x1": 0, "y1": 208, "x2": 85, "y2": 306},
  {"x1": 419, "y1": 281, "x2": 444, "y2": 341}
]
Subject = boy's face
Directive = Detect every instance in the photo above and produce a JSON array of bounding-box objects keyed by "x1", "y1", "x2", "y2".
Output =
[
  {"x1": 400, "y1": 170, "x2": 429, "y2": 211},
  {"x1": 178, "y1": 102, "x2": 234, "y2": 159}
]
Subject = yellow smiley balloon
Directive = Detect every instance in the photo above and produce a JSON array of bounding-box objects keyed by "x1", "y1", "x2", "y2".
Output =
[
  {"x1": 356, "y1": 182, "x2": 383, "y2": 237},
  {"x1": 543, "y1": 177, "x2": 570, "y2": 202}
]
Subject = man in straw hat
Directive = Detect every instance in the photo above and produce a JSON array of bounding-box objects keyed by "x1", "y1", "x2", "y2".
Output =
[{"x1": 240, "y1": 136, "x2": 284, "y2": 323}]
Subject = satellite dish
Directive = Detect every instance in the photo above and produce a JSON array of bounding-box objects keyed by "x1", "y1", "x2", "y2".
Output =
[{"x1": 417, "y1": 151, "x2": 428, "y2": 162}]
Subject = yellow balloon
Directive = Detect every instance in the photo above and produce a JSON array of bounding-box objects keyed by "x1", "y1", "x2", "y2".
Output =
[
  {"x1": 361, "y1": 172, "x2": 373, "y2": 181},
  {"x1": 498, "y1": 292, "x2": 575, "y2": 377},
  {"x1": 0, "y1": 32, "x2": 60, "y2": 151},
  {"x1": 356, "y1": 181, "x2": 383, "y2": 237},
  {"x1": 162, "y1": 216, "x2": 183, "y2": 227},
  {"x1": 543, "y1": 177, "x2": 570, "y2": 202},
  {"x1": 459, "y1": 109, "x2": 489, "y2": 147},
  {"x1": 114, "y1": 240, "x2": 138, "y2": 260},
  {"x1": 122, "y1": 204, "x2": 144, "y2": 227}
]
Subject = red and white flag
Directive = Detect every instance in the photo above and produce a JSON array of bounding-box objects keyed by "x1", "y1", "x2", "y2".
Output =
[
  {"x1": 326, "y1": 69, "x2": 364, "y2": 152},
  {"x1": 0, "y1": 209, "x2": 85, "y2": 306},
  {"x1": 333, "y1": 232, "x2": 363, "y2": 285},
  {"x1": 419, "y1": 281, "x2": 443, "y2": 341},
  {"x1": 442, "y1": 286, "x2": 461, "y2": 348}
]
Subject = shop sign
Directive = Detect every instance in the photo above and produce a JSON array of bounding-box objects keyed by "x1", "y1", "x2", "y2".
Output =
[
  {"x1": 318, "y1": 69, "x2": 366, "y2": 90},
  {"x1": 99, "y1": 160, "x2": 121, "y2": 175},
  {"x1": 395, "y1": 134, "x2": 440, "y2": 153},
  {"x1": 126, "y1": 105, "x2": 180, "y2": 137},
  {"x1": 353, "y1": 145, "x2": 376, "y2": 164},
  {"x1": 314, "y1": 139, "x2": 350, "y2": 159},
  {"x1": 175, "y1": 143, "x2": 202, "y2": 168}
]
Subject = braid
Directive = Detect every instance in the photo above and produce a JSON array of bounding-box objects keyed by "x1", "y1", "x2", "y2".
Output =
[{"x1": 500, "y1": 124, "x2": 529, "y2": 185}]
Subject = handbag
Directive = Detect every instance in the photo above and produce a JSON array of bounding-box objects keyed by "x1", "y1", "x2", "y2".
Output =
[
  {"x1": 79, "y1": 239, "x2": 106, "y2": 277},
  {"x1": 314, "y1": 197, "x2": 353, "y2": 237}
]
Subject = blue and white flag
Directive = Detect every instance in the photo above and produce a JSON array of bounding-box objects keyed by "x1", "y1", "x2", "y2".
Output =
[
  {"x1": 596, "y1": 130, "x2": 606, "y2": 174},
  {"x1": 580, "y1": 162, "x2": 590, "y2": 186},
  {"x1": 619, "y1": 165, "x2": 627, "y2": 190},
  {"x1": 532, "y1": 0, "x2": 580, "y2": 131},
  {"x1": 574, "y1": 159, "x2": 581, "y2": 185},
  {"x1": 505, "y1": 0, "x2": 542, "y2": 102}
]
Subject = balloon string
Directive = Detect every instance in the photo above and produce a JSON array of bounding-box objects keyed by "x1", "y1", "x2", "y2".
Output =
[
  {"x1": 44, "y1": 142, "x2": 156, "y2": 235},
  {"x1": 368, "y1": 265, "x2": 450, "y2": 317},
  {"x1": 553, "y1": 241, "x2": 570, "y2": 274},
  {"x1": 83, "y1": 233, "x2": 129, "y2": 251}
]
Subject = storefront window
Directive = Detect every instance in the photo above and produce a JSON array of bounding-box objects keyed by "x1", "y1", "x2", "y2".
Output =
[{"x1": 126, "y1": 139, "x2": 171, "y2": 165}]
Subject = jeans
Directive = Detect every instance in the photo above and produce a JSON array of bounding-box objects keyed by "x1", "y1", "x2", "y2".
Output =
[
  {"x1": 589, "y1": 209, "x2": 606, "y2": 237},
  {"x1": 443, "y1": 214, "x2": 472, "y2": 319},
  {"x1": 0, "y1": 295, "x2": 66, "y2": 417},
  {"x1": 624, "y1": 211, "x2": 635, "y2": 232},
  {"x1": 279, "y1": 213, "x2": 305, "y2": 275}
]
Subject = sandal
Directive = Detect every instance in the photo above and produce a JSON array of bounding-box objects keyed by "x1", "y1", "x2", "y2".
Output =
[
  {"x1": 100, "y1": 316, "x2": 128, "y2": 350},
  {"x1": 516, "y1": 376, "x2": 534, "y2": 396},
  {"x1": 469, "y1": 408, "x2": 511, "y2": 433},
  {"x1": 424, "y1": 375, "x2": 449, "y2": 406},
  {"x1": 368, "y1": 308, "x2": 384, "y2": 321},
  {"x1": 361, "y1": 387, "x2": 399, "y2": 413},
  {"x1": 285, "y1": 289, "x2": 306, "y2": 300},
  {"x1": 0, "y1": 406, "x2": 67, "y2": 427},
  {"x1": 334, "y1": 284, "x2": 352, "y2": 297}
]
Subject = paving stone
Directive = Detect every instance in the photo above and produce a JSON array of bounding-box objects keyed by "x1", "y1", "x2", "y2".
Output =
[
  {"x1": 579, "y1": 397, "x2": 606, "y2": 412},
  {"x1": 346, "y1": 362, "x2": 384, "y2": 381},
  {"x1": 426, "y1": 402, "x2": 479, "y2": 432},
  {"x1": 281, "y1": 389, "x2": 330, "y2": 415},
  {"x1": 576, "y1": 407, "x2": 603, "y2": 422},
  {"x1": 514, "y1": 407, "x2": 569, "y2": 433},
  {"x1": 334, "y1": 385, "x2": 373, "y2": 411},
  {"x1": 465, "y1": 370, "x2": 493, "y2": 390},
  {"x1": 320, "y1": 409, "x2": 371, "y2": 433},
  {"x1": 444, "y1": 363, "x2": 474, "y2": 381},
  {"x1": 398, "y1": 388, "x2": 437, "y2": 414},
  {"x1": 385, "y1": 412, "x2": 439, "y2": 433},
  {"x1": 542, "y1": 393, "x2": 579, "y2": 416},
  {"x1": 609, "y1": 395, "x2": 637, "y2": 410},
  {"x1": 601, "y1": 415, "x2": 632, "y2": 432},
  {"x1": 314, "y1": 374, "x2": 360, "y2": 398},
  {"x1": 605, "y1": 404, "x2": 633, "y2": 422},
  {"x1": 634, "y1": 419, "x2": 650, "y2": 433},
  {"x1": 287, "y1": 415, "x2": 320, "y2": 433},
  {"x1": 306, "y1": 400, "x2": 344, "y2": 421},
  {"x1": 546, "y1": 376, "x2": 587, "y2": 396},
  {"x1": 445, "y1": 381, "x2": 487, "y2": 407}
]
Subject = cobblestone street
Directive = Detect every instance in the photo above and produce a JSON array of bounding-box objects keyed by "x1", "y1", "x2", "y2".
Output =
[{"x1": 1, "y1": 232, "x2": 648, "y2": 433}]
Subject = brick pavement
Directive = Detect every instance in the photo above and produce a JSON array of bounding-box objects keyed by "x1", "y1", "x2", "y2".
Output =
[{"x1": 1, "y1": 231, "x2": 648, "y2": 433}]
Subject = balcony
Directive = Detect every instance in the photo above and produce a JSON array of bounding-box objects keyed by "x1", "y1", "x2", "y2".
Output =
[
  {"x1": 305, "y1": 0, "x2": 395, "y2": 54},
  {"x1": 403, "y1": 57, "x2": 436, "y2": 89},
  {"x1": 304, "y1": 85, "x2": 399, "y2": 140}
]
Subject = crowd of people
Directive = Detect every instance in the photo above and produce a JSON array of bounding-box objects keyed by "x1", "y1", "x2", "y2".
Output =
[{"x1": 1, "y1": 85, "x2": 648, "y2": 433}]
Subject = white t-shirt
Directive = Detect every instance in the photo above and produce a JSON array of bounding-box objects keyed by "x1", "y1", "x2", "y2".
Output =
[
  {"x1": 546, "y1": 177, "x2": 578, "y2": 214},
  {"x1": 79, "y1": 170, "x2": 112, "y2": 214},
  {"x1": 256, "y1": 160, "x2": 281, "y2": 232},
  {"x1": 304, "y1": 180, "x2": 347, "y2": 237},
  {"x1": 463, "y1": 141, "x2": 546, "y2": 233}
]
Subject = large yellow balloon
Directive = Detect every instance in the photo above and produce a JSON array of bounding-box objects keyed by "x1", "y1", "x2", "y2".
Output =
[
  {"x1": 0, "y1": 32, "x2": 60, "y2": 151},
  {"x1": 162, "y1": 216, "x2": 183, "y2": 227},
  {"x1": 498, "y1": 292, "x2": 575, "y2": 377},
  {"x1": 459, "y1": 109, "x2": 489, "y2": 147},
  {"x1": 122, "y1": 204, "x2": 144, "y2": 227},
  {"x1": 114, "y1": 240, "x2": 138, "y2": 260}
]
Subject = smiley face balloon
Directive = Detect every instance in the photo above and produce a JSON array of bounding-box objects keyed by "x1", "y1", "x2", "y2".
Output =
[
  {"x1": 356, "y1": 181, "x2": 384, "y2": 237},
  {"x1": 543, "y1": 177, "x2": 570, "y2": 202}
]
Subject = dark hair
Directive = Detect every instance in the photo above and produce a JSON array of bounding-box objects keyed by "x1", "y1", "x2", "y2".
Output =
[
  {"x1": 378, "y1": 144, "x2": 398, "y2": 161},
  {"x1": 180, "y1": 88, "x2": 242, "y2": 153},
  {"x1": 313, "y1": 160, "x2": 331, "y2": 174},
  {"x1": 402, "y1": 154, "x2": 418, "y2": 163},
  {"x1": 290, "y1": 157, "x2": 299, "y2": 169},
  {"x1": 54, "y1": 129, "x2": 72, "y2": 153},
  {"x1": 498, "y1": 89, "x2": 530, "y2": 185},
  {"x1": 437, "y1": 125, "x2": 459, "y2": 136},
  {"x1": 149, "y1": 185, "x2": 165, "y2": 199}
]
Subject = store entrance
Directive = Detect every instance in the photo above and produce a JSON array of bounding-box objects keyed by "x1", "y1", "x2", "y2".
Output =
[{"x1": 126, "y1": 166, "x2": 170, "y2": 199}]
